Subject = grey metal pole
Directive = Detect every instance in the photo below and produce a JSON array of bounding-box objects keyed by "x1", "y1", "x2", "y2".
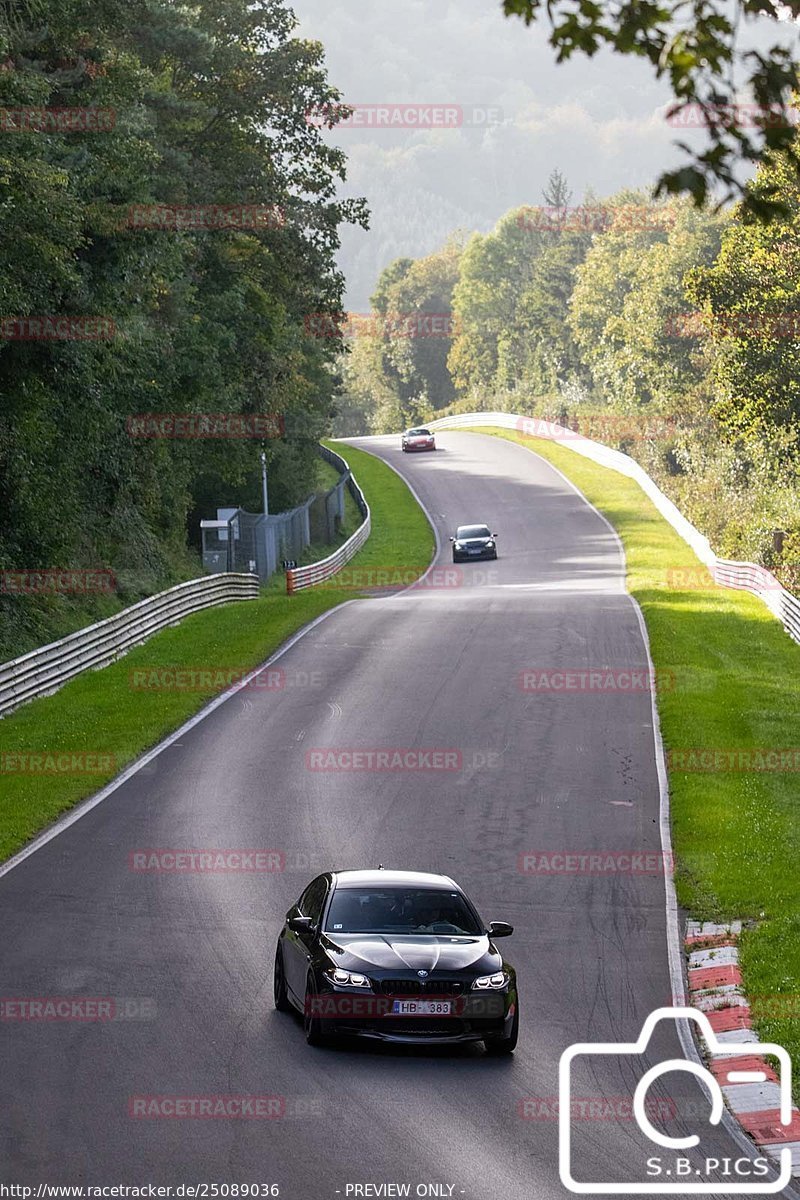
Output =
[{"x1": 260, "y1": 450, "x2": 269, "y2": 516}]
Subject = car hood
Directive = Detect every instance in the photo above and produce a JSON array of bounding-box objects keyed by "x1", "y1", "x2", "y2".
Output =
[
  {"x1": 457, "y1": 538, "x2": 491, "y2": 546},
  {"x1": 322, "y1": 933, "x2": 498, "y2": 974}
]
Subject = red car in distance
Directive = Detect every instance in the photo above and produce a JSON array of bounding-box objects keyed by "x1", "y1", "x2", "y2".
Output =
[{"x1": 401, "y1": 427, "x2": 436, "y2": 452}]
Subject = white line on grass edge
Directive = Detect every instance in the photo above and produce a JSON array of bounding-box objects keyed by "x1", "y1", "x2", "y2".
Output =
[
  {"x1": 450, "y1": 428, "x2": 799, "y2": 1194},
  {"x1": 0, "y1": 443, "x2": 440, "y2": 884},
  {"x1": 0, "y1": 604, "x2": 359, "y2": 881},
  {"x1": 2, "y1": 432, "x2": 794, "y2": 1192}
]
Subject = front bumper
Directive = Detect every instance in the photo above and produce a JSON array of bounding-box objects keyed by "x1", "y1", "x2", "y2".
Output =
[
  {"x1": 453, "y1": 548, "x2": 496, "y2": 561},
  {"x1": 306, "y1": 989, "x2": 514, "y2": 1043},
  {"x1": 402, "y1": 442, "x2": 435, "y2": 451}
]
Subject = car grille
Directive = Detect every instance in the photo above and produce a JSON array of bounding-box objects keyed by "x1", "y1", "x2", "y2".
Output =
[
  {"x1": 376, "y1": 978, "x2": 467, "y2": 996},
  {"x1": 382, "y1": 1020, "x2": 460, "y2": 1035}
]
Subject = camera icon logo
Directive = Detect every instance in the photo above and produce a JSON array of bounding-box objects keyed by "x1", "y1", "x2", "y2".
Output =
[{"x1": 559, "y1": 1006, "x2": 793, "y2": 1194}]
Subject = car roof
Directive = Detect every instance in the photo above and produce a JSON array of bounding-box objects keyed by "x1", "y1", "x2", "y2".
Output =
[{"x1": 332, "y1": 869, "x2": 459, "y2": 890}]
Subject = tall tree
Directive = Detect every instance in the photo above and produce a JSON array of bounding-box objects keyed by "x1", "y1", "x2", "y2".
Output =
[
  {"x1": 0, "y1": 0, "x2": 366, "y2": 654},
  {"x1": 448, "y1": 210, "x2": 546, "y2": 396},
  {"x1": 687, "y1": 151, "x2": 800, "y2": 438}
]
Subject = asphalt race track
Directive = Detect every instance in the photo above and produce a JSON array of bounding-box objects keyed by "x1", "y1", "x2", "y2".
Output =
[{"x1": 1, "y1": 432, "x2": 794, "y2": 1199}]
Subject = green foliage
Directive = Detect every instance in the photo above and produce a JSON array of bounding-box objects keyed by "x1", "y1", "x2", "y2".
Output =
[
  {"x1": 336, "y1": 161, "x2": 800, "y2": 586},
  {"x1": 0, "y1": 0, "x2": 366, "y2": 657},
  {"x1": 478, "y1": 423, "x2": 800, "y2": 1098},
  {"x1": 571, "y1": 196, "x2": 726, "y2": 411},
  {"x1": 448, "y1": 209, "x2": 550, "y2": 396},
  {"x1": 0, "y1": 438, "x2": 434, "y2": 863},
  {"x1": 333, "y1": 240, "x2": 462, "y2": 434},
  {"x1": 688, "y1": 152, "x2": 800, "y2": 437}
]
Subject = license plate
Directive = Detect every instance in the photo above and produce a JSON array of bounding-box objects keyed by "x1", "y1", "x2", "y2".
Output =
[
  {"x1": 468, "y1": 548, "x2": 482, "y2": 555},
  {"x1": 391, "y1": 1000, "x2": 452, "y2": 1015}
]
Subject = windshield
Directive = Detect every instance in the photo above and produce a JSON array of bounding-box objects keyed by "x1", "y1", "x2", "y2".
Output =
[
  {"x1": 456, "y1": 525, "x2": 491, "y2": 540},
  {"x1": 324, "y1": 887, "x2": 483, "y2": 936},
  {"x1": 407, "y1": 429, "x2": 431, "y2": 436}
]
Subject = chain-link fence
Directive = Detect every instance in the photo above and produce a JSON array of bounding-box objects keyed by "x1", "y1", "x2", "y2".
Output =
[{"x1": 201, "y1": 447, "x2": 352, "y2": 582}]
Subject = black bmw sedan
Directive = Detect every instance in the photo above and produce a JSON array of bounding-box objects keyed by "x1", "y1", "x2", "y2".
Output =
[{"x1": 274, "y1": 868, "x2": 518, "y2": 1053}]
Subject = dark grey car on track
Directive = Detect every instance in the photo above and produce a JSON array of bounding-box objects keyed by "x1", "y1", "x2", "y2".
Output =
[
  {"x1": 274, "y1": 868, "x2": 518, "y2": 1052},
  {"x1": 450, "y1": 523, "x2": 498, "y2": 563}
]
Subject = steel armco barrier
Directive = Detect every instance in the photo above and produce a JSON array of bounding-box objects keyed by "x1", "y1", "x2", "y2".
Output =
[
  {"x1": 427, "y1": 411, "x2": 800, "y2": 647},
  {"x1": 286, "y1": 447, "x2": 370, "y2": 593},
  {"x1": 0, "y1": 573, "x2": 259, "y2": 718}
]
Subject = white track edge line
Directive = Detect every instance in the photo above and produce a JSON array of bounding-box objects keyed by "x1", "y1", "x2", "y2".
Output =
[
  {"x1": 0, "y1": 601, "x2": 361, "y2": 882},
  {"x1": 462, "y1": 429, "x2": 800, "y2": 1193},
  {"x1": 340, "y1": 439, "x2": 442, "y2": 588},
  {"x1": 0, "y1": 445, "x2": 438, "y2": 882}
]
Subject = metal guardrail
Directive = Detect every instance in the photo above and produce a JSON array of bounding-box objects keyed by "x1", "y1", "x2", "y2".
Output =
[
  {"x1": 0, "y1": 573, "x2": 259, "y2": 718},
  {"x1": 286, "y1": 447, "x2": 371, "y2": 593},
  {"x1": 428, "y1": 411, "x2": 800, "y2": 647}
]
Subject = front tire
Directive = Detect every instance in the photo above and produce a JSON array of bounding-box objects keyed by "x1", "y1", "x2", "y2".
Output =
[
  {"x1": 273, "y1": 944, "x2": 291, "y2": 1013},
  {"x1": 484, "y1": 1003, "x2": 519, "y2": 1055},
  {"x1": 303, "y1": 974, "x2": 332, "y2": 1047}
]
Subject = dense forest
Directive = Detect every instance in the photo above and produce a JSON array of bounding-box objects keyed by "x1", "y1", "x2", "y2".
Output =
[
  {"x1": 336, "y1": 165, "x2": 800, "y2": 588},
  {"x1": 0, "y1": 0, "x2": 362, "y2": 655}
]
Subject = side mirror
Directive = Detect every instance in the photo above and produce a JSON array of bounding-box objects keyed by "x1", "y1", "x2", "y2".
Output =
[
  {"x1": 449, "y1": 536, "x2": 455, "y2": 542},
  {"x1": 288, "y1": 915, "x2": 314, "y2": 934},
  {"x1": 487, "y1": 920, "x2": 513, "y2": 938},
  {"x1": 492, "y1": 533, "x2": 499, "y2": 538}
]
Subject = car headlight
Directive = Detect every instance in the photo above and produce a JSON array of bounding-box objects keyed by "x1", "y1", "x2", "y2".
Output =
[
  {"x1": 454, "y1": 542, "x2": 463, "y2": 550},
  {"x1": 326, "y1": 968, "x2": 371, "y2": 989},
  {"x1": 472, "y1": 972, "x2": 509, "y2": 990},
  {"x1": 486, "y1": 541, "x2": 494, "y2": 548}
]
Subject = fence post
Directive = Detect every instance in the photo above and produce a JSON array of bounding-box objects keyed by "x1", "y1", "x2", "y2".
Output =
[{"x1": 286, "y1": 569, "x2": 295, "y2": 595}]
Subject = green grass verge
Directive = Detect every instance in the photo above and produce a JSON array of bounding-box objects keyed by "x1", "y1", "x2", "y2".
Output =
[
  {"x1": 464, "y1": 426, "x2": 800, "y2": 1082},
  {"x1": 0, "y1": 440, "x2": 434, "y2": 864}
]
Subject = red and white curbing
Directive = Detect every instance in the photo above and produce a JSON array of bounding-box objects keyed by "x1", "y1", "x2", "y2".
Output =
[{"x1": 685, "y1": 920, "x2": 800, "y2": 1175}]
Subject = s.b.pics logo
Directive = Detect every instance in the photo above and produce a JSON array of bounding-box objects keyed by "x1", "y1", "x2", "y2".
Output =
[{"x1": 559, "y1": 1008, "x2": 793, "y2": 1193}]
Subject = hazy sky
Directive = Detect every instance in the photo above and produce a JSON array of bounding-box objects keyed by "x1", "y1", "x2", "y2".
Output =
[{"x1": 290, "y1": 0, "x2": 795, "y2": 306}]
